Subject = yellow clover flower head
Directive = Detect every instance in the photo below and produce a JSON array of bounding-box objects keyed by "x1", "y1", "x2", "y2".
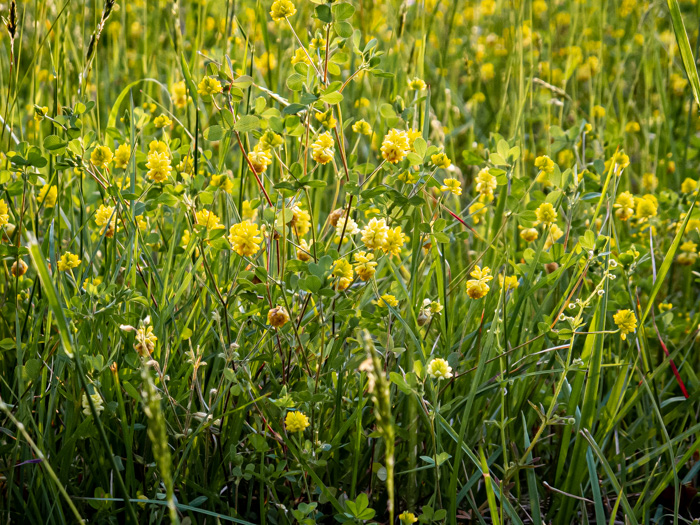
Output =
[
  {"x1": 38, "y1": 185, "x2": 57, "y2": 208},
  {"x1": 381, "y1": 129, "x2": 410, "y2": 164},
  {"x1": 361, "y1": 217, "x2": 389, "y2": 251},
  {"x1": 154, "y1": 114, "x2": 172, "y2": 128},
  {"x1": 90, "y1": 145, "x2": 113, "y2": 169},
  {"x1": 58, "y1": 252, "x2": 81, "y2": 272},
  {"x1": 332, "y1": 258, "x2": 354, "y2": 291},
  {"x1": 311, "y1": 132, "x2": 335, "y2": 165},
  {"x1": 268, "y1": 306, "x2": 290, "y2": 328},
  {"x1": 377, "y1": 294, "x2": 399, "y2": 308},
  {"x1": 354, "y1": 251, "x2": 377, "y2": 281},
  {"x1": 229, "y1": 220, "x2": 263, "y2": 257},
  {"x1": 535, "y1": 202, "x2": 557, "y2": 225},
  {"x1": 352, "y1": 119, "x2": 372, "y2": 135},
  {"x1": 432, "y1": 152, "x2": 451, "y2": 170},
  {"x1": 441, "y1": 178, "x2": 462, "y2": 196},
  {"x1": 613, "y1": 309, "x2": 637, "y2": 341},
  {"x1": 197, "y1": 76, "x2": 223, "y2": 96},
  {"x1": 466, "y1": 265, "x2": 492, "y2": 299},
  {"x1": 284, "y1": 410, "x2": 309, "y2": 433},
  {"x1": 270, "y1": 0, "x2": 296, "y2": 21},
  {"x1": 398, "y1": 512, "x2": 418, "y2": 524},
  {"x1": 114, "y1": 143, "x2": 131, "y2": 169},
  {"x1": 427, "y1": 357, "x2": 453, "y2": 380},
  {"x1": 408, "y1": 77, "x2": 426, "y2": 91},
  {"x1": 146, "y1": 151, "x2": 172, "y2": 183},
  {"x1": 383, "y1": 226, "x2": 408, "y2": 257}
]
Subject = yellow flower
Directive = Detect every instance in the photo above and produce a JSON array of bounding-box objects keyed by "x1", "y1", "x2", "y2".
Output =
[
  {"x1": 210, "y1": 174, "x2": 235, "y2": 193},
  {"x1": 311, "y1": 132, "x2": 335, "y2": 165},
  {"x1": 440, "y1": 178, "x2": 461, "y2": 195},
  {"x1": 0, "y1": 199, "x2": 8, "y2": 227},
  {"x1": 677, "y1": 241, "x2": 698, "y2": 265},
  {"x1": 95, "y1": 204, "x2": 117, "y2": 237},
  {"x1": 34, "y1": 106, "x2": 48, "y2": 122},
  {"x1": 146, "y1": 151, "x2": 172, "y2": 183},
  {"x1": 82, "y1": 393, "x2": 104, "y2": 417},
  {"x1": 11, "y1": 259, "x2": 27, "y2": 277},
  {"x1": 354, "y1": 251, "x2": 377, "y2": 281},
  {"x1": 297, "y1": 239, "x2": 311, "y2": 261},
  {"x1": 134, "y1": 323, "x2": 157, "y2": 355},
  {"x1": 605, "y1": 150, "x2": 630, "y2": 175},
  {"x1": 315, "y1": 109, "x2": 336, "y2": 129},
  {"x1": 260, "y1": 130, "x2": 284, "y2": 150},
  {"x1": 195, "y1": 209, "x2": 224, "y2": 230},
  {"x1": 466, "y1": 265, "x2": 492, "y2": 299},
  {"x1": 426, "y1": 358, "x2": 453, "y2": 380},
  {"x1": 499, "y1": 274, "x2": 519, "y2": 291},
  {"x1": 38, "y1": 185, "x2": 57, "y2": 208},
  {"x1": 681, "y1": 178, "x2": 697, "y2": 193},
  {"x1": 480, "y1": 62, "x2": 495, "y2": 82},
  {"x1": 58, "y1": 252, "x2": 81, "y2": 271},
  {"x1": 249, "y1": 144, "x2": 273, "y2": 174},
  {"x1": 291, "y1": 48, "x2": 311, "y2": 66},
  {"x1": 545, "y1": 223, "x2": 564, "y2": 249},
  {"x1": 268, "y1": 306, "x2": 290, "y2": 328},
  {"x1": 352, "y1": 119, "x2": 372, "y2": 135},
  {"x1": 332, "y1": 258, "x2": 353, "y2": 291},
  {"x1": 361, "y1": 218, "x2": 389, "y2": 250},
  {"x1": 614, "y1": 191, "x2": 635, "y2": 221},
  {"x1": 114, "y1": 143, "x2": 131, "y2": 169},
  {"x1": 659, "y1": 303, "x2": 673, "y2": 312},
  {"x1": 408, "y1": 77, "x2": 426, "y2": 91},
  {"x1": 469, "y1": 202, "x2": 487, "y2": 224},
  {"x1": 535, "y1": 202, "x2": 557, "y2": 225},
  {"x1": 377, "y1": 294, "x2": 399, "y2": 308},
  {"x1": 381, "y1": 129, "x2": 410, "y2": 164},
  {"x1": 242, "y1": 200, "x2": 258, "y2": 221},
  {"x1": 534, "y1": 155, "x2": 555, "y2": 183},
  {"x1": 284, "y1": 410, "x2": 309, "y2": 433},
  {"x1": 270, "y1": 0, "x2": 296, "y2": 21},
  {"x1": 406, "y1": 128, "x2": 422, "y2": 150},
  {"x1": 149, "y1": 140, "x2": 168, "y2": 154},
  {"x1": 291, "y1": 205, "x2": 311, "y2": 236},
  {"x1": 90, "y1": 146, "x2": 113, "y2": 169},
  {"x1": 384, "y1": 226, "x2": 408, "y2": 257},
  {"x1": 229, "y1": 221, "x2": 263, "y2": 257},
  {"x1": 519, "y1": 226, "x2": 539, "y2": 243},
  {"x1": 625, "y1": 121, "x2": 641, "y2": 133},
  {"x1": 197, "y1": 76, "x2": 223, "y2": 96},
  {"x1": 613, "y1": 309, "x2": 637, "y2": 340},
  {"x1": 592, "y1": 105, "x2": 606, "y2": 118},
  {"x1": 432, "y1": 152, "x2": 451, "y2": 169},
  {"x1": 171, "y1": 81, "x2": 189, "y2": 108},
  {"x1": 475, "y1": 167, "x2": 497, "y2": 202},
  {"x1": 154, "y1": 114, "x2": 172, "y2": 128},
  {"x1": 398, "y1": 170, "x2": 418, "y2": 184},
  {"x1": 635, "y1": 195, "x2": 657, "y2": 220}
]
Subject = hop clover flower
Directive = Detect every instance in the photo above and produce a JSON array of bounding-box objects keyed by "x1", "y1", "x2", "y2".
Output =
[
  {"x1": 352, "y1": 119, "x2": 372, "y2": 135},
  {"x1": 475, "y1": 168, "x2": 497, "y2": 202},
  {"x1": 284, "y1": 410, "x2": 309, "y2": 433},
  {"x1": 229, "y1": 220, "x2": 263, "y2": 257},
  {"x1": 38, "y1": 185, "x2": 57, "y2": 208},
  {"x1": 361, "y1": 217, "x2": 389, "y2": 250},
  {"x1": 114, "y1": 143, "x2": 131, "y2": 169},
  {"x1": 408, "y1": 77, "x2": 426, "y2": 91},
  {"x1": 466, "y1": 265, "x2": 492, "y2": 299},
  {"x1": 427, "y1": 358, "x2": 453, "y2": 380},
  {"x1": 377, "y1": 294, "x2": 398, "y2": 308},
  {"x1": 432, "y1": 152, "x2": 451, "y2": 169},
  {"x1": 440, "y1": 178, "x2": 462, "y2": 195},
  {"x1": 268, "y1": 306, "x2": 290, "y2": 328},
  {"x1": 197, "y1": 76, "x2": 223, "y2": 96},
  {"x1": 95, "y1": 204, "x2": 117, "y2": 238},
  {"x1": 58, "y1": 252, "x2": 81, "y2": 272},
  {"x1": 383, "y1": 226, "x2": 408, "y2": 257},
  {"x1": 354, "y1": 251, "x2": 377, "y2": 281},
  {"x1": 311, "y1": 132, "x2": 335, "y2": 165},
  {"x1": 381, "y1": 129, "x2": 410, "y2": 164},
  {"x1": 270, "y1": 0, "x2": 296, "y2": 21},
  {"x1": 82, "y1": 392, "x2": 104, "y2": 417},
  {"x1": 90, "y1": 145, "x2": 113, "y2": 169},
  {"x1": 146, "y1": 151, "x2": 172, "y2": 183},
  {"x1": 613, "y1": 309, "x2": 637, "y2": 340},
  {"x1": 0, "y1": 199, "x2": 9, "y2": 227},
  {"x1": 614, "y1": 191, "x2": 635, "y2": 221},
  {"x1": 332, "y1": 258, "x2": 354, "y2": 291},
  {"x1": 535, "y1": 202, "x2": 558, "y2": 225}
]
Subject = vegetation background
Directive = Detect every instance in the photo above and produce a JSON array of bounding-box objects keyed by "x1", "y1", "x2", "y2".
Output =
[{"x1": 0, "y1": 0, "x2": 699, "y2": 523}]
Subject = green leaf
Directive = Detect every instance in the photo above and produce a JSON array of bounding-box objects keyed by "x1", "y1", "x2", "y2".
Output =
[
  {"x1": 320, "y1": 91, "x2": 343, "y2": 105},
  {"x1": 234, "y1": 115, "x2": 260, "y2": 132},
  {"x1": 667, "y1": 0, "x2": 700, "y2": 105},
  {"x1": 332, "y1": 2, "x2": 355, "y2": 20}
]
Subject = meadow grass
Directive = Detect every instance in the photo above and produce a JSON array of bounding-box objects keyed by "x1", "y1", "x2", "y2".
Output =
[{"x1": 0, "y1": 0, "x2": 699, "y2": 523}]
